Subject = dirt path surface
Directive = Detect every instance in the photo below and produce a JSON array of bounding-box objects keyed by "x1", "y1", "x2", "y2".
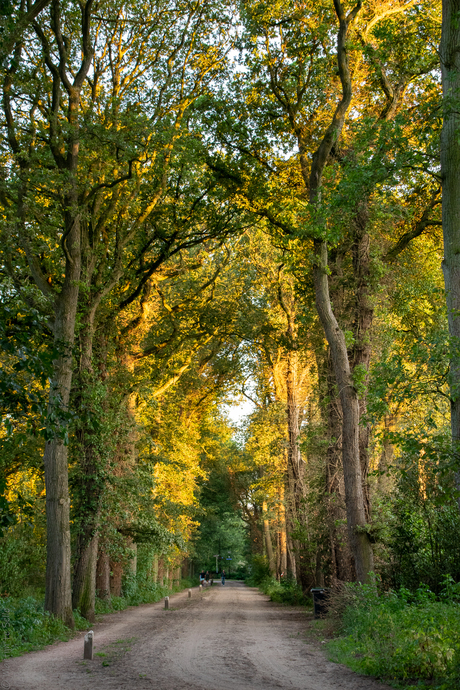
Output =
[{"x1": 1, "y1": 581, "x2": 391, "y2": 690}]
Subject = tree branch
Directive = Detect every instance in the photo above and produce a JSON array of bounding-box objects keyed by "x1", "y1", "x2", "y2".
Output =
[{"x1": 385, "y1": 189, "x2": 442, "y2": 261}]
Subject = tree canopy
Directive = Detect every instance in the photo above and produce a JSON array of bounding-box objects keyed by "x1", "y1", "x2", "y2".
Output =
[{"x1": 2, "y1": 0, "x2": 460, "y2": 641}]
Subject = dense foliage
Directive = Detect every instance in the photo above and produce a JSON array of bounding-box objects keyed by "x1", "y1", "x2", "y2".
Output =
[{"x1": 326, "y1": 581, "x2": 460, "y2": 689}]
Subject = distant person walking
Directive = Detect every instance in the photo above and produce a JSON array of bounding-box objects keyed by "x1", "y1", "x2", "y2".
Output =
[
  {"x1": 221, "y1": 569, "x2": 225, "y2": 585},
  {"x1": 205, "y1": 570, "x2": 210, "y2": 583},
  {"x1": 200, "y1": 570, "x2": 205, "y2": 585}
]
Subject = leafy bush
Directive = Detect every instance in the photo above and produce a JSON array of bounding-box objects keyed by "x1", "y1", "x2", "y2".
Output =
[
  {"x1": 0, "y1": 525, "x2": 46, "y2": 597},
  {"x1": 384, "y1": 446, "x2": 460, "y2": 595},
  {"x1": 326, "y1": 582, "x2": 460, "y2": 689},
  {"x1": 94, "y1": 574, "x2": 191, "y2": 615},
  {"x1": 259, "y1": 576, "x2": 312, "y2": 606},
  {"x1": 94, "y1": 595, "x2": 130, "y2": 614},
  {"x1": 122, "y1": 571, "x2": 170, "y2": 606},
  {"x1": 0, "y1": 596, "x2": 86, "y2": 660},
  {"x1": 244, "y1": 554, "x2": 270, "y2": 586}
]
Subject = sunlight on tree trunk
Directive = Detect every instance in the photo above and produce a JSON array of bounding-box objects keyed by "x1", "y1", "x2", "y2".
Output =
[{"x1": 441, "y1": 0, "x2": 460, "y2": 510}]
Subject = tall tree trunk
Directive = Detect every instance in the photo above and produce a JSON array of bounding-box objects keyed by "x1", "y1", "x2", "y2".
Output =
[
  {"x1": 279, "y1": 484, "x2": 288, "y2": 577},
  {"x1": 96, "y1": 551, "x2": 111, "y2": 600},
  {"x1": 72, "y1": 534, "x2": 98, "y2": 621},
  {"x1": 285, "y1": 348, "x2": 309, "y2": 588},
  {"x1": 174, "y1": 566, "x2": 181, "y2": 587},
  {"x1": 286, "y1": 349, "x2": 306, "y2": 511},
  {"x1": 378, "y1": 415, "x2": 395, "y2": 493},
  {"x1": 441, "y1": 0, "x2": 460, "y2": 508},
  {"x1": 72, "y1": 318, "x2": 103, "y2": 621},
  {"x1": 43, "y1": 3, "x2": 94, "y2": 621},
  {"x1": 246, "y1": 505, "x2": 264, "y2": 555},
  {"x1": 158, "y1": 558, "x2": 165, "y2": 586},
  {"x1": 44, "y1": 213, "x2": 81, "y2": 627},
  {"x1": 350, "y1": 211, "x2": 373, "y2": 521},
  {"x1": 286, "y1": 531, "x2": 297, "y2": 580},
  {"x1": 110, "y1": 560, "x2": 123, "y2": 596},
  {"x1": 262, "y1": 501, "x2": 276, "y2": 575},
  {"x1": 313, "y1": 241, "x2": 374, "y2": 582},
  {"x1": 306, "y1": 0, "x2": 373, "y2": 582},
  {"x1": 276, "y1": 531, "x2": 281, "y2": 579},
  {"x1": 323, "y1": 350, "x2": 353, "y2": 583}
]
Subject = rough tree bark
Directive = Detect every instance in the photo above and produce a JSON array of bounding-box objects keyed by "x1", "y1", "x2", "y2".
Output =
[
  {"x1": 309, "y1": 0, "x2": 374, "y2": 583},
  {"x1": 275, "y1": 278, "x2": 308, "y2": 586},
  {"x1": 278, "y1": 484, "x2": 288, "y2": 577},
  {"x1": 43, "y1": 221, "x2": 81, "y2": 626},
  {"x1": 96, "y1": 552, "x2": 111, "y2": 600},
  {"x1": 323, "y1": 349, "x2": 353, "y2": 583},
  {"x1": 72, "y1": 315, "x2": 104, "y2": 621},
  {"x1": 153, "y1": 554, "x2": 159, "y2": 583},
  {"x1": 313, "y1": 242, "x2": 374, "y2": 582},
  {"x1": 72, "y1": 530, "x2": 98, "y2": 620},
  {"x1": 262, "y1": 500, "x2": 276, "y2": 575},
  {"x1": 441, "y1": 0, "x2": 460, "y2": 508},
  {"x1": 110, "y1": 560, "x2": 123, "y2": 596},
  {"x1": 350, "y1": 204, "x2": 373, "y2": 521},
  {"x1": 286, "y1": 349, "x2": 305, "y2": 511}
]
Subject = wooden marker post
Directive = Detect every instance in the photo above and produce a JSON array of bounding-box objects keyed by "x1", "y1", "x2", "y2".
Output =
[
  {"x1": 164, "y1": 596, "x2": 169, "y2": 610},
  {"x1": 199, "y1": 584, "x2": 202, "y2": 596},
  {"x1": 84, "y1": 630, "x2": 94, "y2": 660},
  {"x1": 188, "y1": 589, "x2": 192, "y2": 598}
]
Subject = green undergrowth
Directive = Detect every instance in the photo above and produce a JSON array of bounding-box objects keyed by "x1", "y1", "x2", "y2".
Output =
[
  {"x1": 323, "y1": 580, "x2": 460, "y2": 690},
  {"x1": 245, "y1": 555, "x2": 312, "y2": 606},
  {"x1": 258, "y1": 575, "x2": 312, "y2": 606},
  {"x1": 0, "y1": 596, "x2": 88, "y2": 660},
  {"x1": 0, "y1": 578, "x2": 195, "y2": 660},
  {"x1": 94, "y1": 575, "x2": 195, "y2": 614}
]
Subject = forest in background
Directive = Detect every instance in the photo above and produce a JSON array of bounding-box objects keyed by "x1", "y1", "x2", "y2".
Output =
[{"x1": 2, "y1": 0, "x2": 460, "y2": 683}]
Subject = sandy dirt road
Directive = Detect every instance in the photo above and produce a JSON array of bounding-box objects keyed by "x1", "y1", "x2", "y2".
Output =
[{"x1": 0, "y1": 581, "x2": 391, "y2": 690}]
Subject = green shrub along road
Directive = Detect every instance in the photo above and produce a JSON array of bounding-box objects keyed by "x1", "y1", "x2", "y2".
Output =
[
  {"x1": 255, "y1": 576, "x2": 312, "y2": 607},
  {"x1": 0, "y1": 596, "x2": 86, "y2": 660},
  {"x1": 323, "y1": 579, "x2": 460, "y2": 690}
]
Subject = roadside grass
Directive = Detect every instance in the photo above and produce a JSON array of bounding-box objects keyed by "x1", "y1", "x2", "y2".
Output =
[
  {"x1": 0, "y1": 578, "x2": 197, "y2": 660},
  {"x1": 319, "y1": 581, "x2": 460, "y2": 690}
]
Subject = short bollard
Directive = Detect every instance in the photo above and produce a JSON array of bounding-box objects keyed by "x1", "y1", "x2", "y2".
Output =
[
  {"x1": 84, "y1": 630, "x2": 94, "y2": 660},
  {"x1": 188, "y1": 589, "x2": 192, "y2": 598},
  {"x1": 199, "y1": 584, "x2": 202, "y2": 596},
  {"x1": 164, "y1": 596, "x2": 169, "y2": 610}
]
